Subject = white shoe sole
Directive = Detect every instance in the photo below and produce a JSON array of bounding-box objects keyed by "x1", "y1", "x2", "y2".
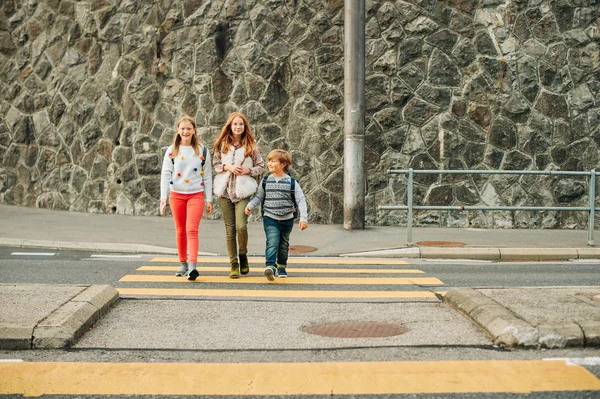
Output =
[{"x1": 264, "y1": 267, "x2": 275, "y2": 281}]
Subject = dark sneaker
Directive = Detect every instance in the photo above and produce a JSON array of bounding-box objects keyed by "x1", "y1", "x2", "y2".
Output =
[
  {"x1": 187, "y1": 269, "x2": 199, "y2": 281},
  {"x1": 175, "y1": 263, "x2": 188, "y2": 277},
  {"x1": 264, "y1": 266, "x2": 275, "y2": 281},
  {"x1": 277, "y1": 267, "x2": 288, "y2": 278},
  {"x1": 239, "y1": 254, "x2": 249, "y2": 275},
  {"x1": 229, "y1": 265, "x2": 240, "y2": 279}
]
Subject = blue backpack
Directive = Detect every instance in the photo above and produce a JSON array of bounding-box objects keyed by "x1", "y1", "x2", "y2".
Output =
[{"x1": 261, "y1": 173, "x2": 298, "y2": 219}]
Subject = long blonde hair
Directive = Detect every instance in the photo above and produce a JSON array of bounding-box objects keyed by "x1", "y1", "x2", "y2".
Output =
[
  {"x1": 171, "y1": 116, "x2": 201, "y2": 158},
  {"x1": 213, "y1": 112, "x2": 257, "y2": 158}
]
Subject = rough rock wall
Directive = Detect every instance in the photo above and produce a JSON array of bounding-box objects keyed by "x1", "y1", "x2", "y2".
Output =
[{"x1": 0, "y1": 0, "x2": 599, "y2": 228}]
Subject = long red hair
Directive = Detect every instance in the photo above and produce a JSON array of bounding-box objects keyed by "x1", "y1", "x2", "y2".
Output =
[
  {"x1": 171, "y1": 116, "x2": 201, "y2": 158},
  {"x1": 213, "y1": 112, "x2": 257, "y2": 158}
]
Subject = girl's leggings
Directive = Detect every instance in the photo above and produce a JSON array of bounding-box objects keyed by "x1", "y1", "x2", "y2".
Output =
[{"x1": 169, "y1": 191, "x2": 205, "y2": 264}]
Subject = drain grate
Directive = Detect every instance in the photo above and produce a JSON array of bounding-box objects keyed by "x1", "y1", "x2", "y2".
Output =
[
  {"x1": 289, "y1": 245, "x2": 317, "y2": 253},
  {"x1": 303, "y1": 321, "x2": 406, "y2": 338},
  {"x1": 416, "y1": 241, "x2": 466, "y2": 247}
]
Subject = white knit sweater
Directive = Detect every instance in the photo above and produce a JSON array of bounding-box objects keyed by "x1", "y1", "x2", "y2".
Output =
[{"x1": 160, "y1": 145, "x2": 213, "y2": 202}]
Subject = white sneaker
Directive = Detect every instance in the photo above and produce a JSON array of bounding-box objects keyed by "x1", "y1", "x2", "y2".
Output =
[
  {"x1": 175, "y1": 263, "x2": 188, "y2": 276},
  {"x1": 264, "y1": 266, "x2": 275, "y2": 281}
]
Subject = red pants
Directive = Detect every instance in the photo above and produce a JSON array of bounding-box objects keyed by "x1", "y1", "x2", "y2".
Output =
[{"x1": 169, "y1": 191, "x2": 205, "y2": 263}]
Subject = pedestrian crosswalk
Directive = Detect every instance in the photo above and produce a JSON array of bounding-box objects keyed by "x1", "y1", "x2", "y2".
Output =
[
  {"x1": 148, "y1": 257, "x2": 415, "y2": 265},
  {"x1": 117, "y1": 256, "x2": 444, "y2": 300},
  {"x1": 120, "y1": 275, "x2": 442, "y2": 285}
]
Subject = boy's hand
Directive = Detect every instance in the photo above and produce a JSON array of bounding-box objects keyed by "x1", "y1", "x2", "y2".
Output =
[
  {"x1": 244, "y1": 206, "x2": 252, "y2": 215},
  {"x1": 299, "y1": 221, "x2": 308, "y2": 230}
]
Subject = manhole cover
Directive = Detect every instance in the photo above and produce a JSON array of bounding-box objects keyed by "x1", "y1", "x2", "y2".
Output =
[
  {"x1": 289, "y1": 245, "x2": 317, "y2": 253},
  {"x1": 416, "y1": 241, "x2": 466, "y2": 247},
  {"x1": 303, "y1": 321, "x2": 406, "y2": 338}
]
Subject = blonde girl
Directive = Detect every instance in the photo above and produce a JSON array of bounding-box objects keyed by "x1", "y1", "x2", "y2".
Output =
[{"x1": 160, "y1": 116, "x2": 213, "y2": 281}]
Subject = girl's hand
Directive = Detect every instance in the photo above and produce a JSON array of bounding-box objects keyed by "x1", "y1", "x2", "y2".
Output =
[
  {"x1": 159, "y1": 199, "x2": 167, "y2": 215},
  {"x1": 231, "y1": 165, "x2": 245, "y2": 175},
  {"x1": 299, "y1": 221, "x2": 308, "y2": 230},
  {"x1": 206, "y1": 202, "x2": 213, "y2": 215}
]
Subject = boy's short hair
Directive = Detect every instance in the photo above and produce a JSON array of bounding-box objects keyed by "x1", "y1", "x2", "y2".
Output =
[{"x1": 267, "y1": 149, "x2": 292, "y2": 172}]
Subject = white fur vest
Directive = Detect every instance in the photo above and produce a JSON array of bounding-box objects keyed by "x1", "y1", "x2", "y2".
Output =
[{"x1": 213, "y1": 145, "x2": 258, "y2": 199}]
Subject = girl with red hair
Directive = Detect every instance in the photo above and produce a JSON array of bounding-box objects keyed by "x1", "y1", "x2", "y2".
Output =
[{"x1": 213, "y1": 112, "x2": 264, "y2": 278}]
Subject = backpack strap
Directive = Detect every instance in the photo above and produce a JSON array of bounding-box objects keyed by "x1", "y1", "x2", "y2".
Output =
[
  {"x1": 290, "y1": 177, "x2": 298, "y2": 219},
  {"x1": 261, "y1": 174, "x2": 298, "y2": 218},
  {"x1": 171, "y1": 145, "x2": 207, "y2": 168},
  {"x1": 260, "y1": 175, "x2": 269, "y2": 216}
]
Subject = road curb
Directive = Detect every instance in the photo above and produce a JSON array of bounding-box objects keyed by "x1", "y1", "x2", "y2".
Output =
[
  {"x1": 444, "y1": 288, "x2": 600, "y2": 349},
  {"x1": 32, "y1": 285, "x2": 119, "y2": 349},
  {"x1": 343, "y1": 246, "x2": 600, "y2": 260},
  {"x1": 537, "y1": 323, "x2": 584, "y2": 348},
  {"x1": 498, "y1": 248, "x2": 579, "y2": 261},
  {"x1": 0, "y1": 323, "x2": 35, "y2": 350},
  {"x1": 579, "y1": 321, "x2": 600, "y2": 346},
  {"x1": 444, "y1": 288, "x2": 538, "y2": 348},
  {"x1": 420, "y1": 247, "x2": 500, "y2": 260},
  {"x1": 2, "y1": 238, "x2": 600, "y2": 261}
]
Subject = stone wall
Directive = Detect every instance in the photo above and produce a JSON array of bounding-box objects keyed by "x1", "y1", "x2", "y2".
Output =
[{"x1": 0, "y1": 0, "x2": 599, "y2": 228}]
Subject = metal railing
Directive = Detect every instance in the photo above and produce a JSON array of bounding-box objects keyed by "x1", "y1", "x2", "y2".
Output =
[{"x1": 378, "y1": 169, "x2": 598, "y2": 246}]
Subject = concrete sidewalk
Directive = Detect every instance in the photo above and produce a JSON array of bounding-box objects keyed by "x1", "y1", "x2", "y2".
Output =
[
  {"x1": 446, "y1": 287, "x2": 600, "y2": 349},
  {"x1": 0, "y1": 284, "x2": 118, "y2": 350},
  {"x1": 0, "y1": 204, "x2": 599, "y2": 351}
]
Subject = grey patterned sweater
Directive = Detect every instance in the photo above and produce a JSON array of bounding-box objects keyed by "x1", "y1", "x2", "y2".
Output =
[{"x1": 247, "y1": 174, "x2": 308, "y2": 223}]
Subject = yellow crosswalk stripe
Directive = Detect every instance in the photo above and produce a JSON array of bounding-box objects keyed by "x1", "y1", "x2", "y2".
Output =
[
  {"x1": 151, "y1": 257, "x2": 408, "y2": 265},
  {"x1": 2, "y1": 360, "x2": 598, "y2": 396},
  {"x1": 125, "y1": 257, "x2": 442, "y2": 298},
  {"x1": 119, "y1": 275, "x2": 443, "y2": 285},
  {"x1": 138, "y1": 266, "x2": 424, "y2": 274},
  {"x1": 118, "y1": 288, "x2": 440, "y2": 299}
]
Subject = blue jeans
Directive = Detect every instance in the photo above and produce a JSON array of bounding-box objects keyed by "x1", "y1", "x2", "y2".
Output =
[{"x1": 263, "y1": 216, "x2": 294, "y2": 267}]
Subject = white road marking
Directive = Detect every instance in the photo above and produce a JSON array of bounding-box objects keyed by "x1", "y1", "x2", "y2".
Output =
[
  {"x1": 10, "y1": 252, "x2": 55, "y2": 256},
  {"x1": 544, "y1": 357, "x2": 600, "y2": 366},
  {"x1": 422, "y1": 259, "x2": 493, "y2": 263},
  {"x1": 0, "y1": 359, "x2": 23, "y2": 362},
  {"x1": 90, "y1": 254, "x2": 142, "y2": 258}
]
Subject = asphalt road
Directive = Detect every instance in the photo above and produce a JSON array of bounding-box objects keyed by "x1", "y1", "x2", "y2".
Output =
[
  {"x1": 1, "y1": 248, "x2": 600, "y2": 398},
  {"x1": 1, "y1": 247, "x2": 600, "y2": 287}
]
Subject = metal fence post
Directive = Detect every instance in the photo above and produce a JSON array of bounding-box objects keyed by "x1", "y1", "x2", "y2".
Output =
[
  {"x1": 407, "y1": 168, "x2": 413, "y2": 246},
  {"x1": 588, "y1": 169, "x2": 596, "y2": 246},
  {"x1": 379, "y1": 169, "x2": 596, "y2": 246}
]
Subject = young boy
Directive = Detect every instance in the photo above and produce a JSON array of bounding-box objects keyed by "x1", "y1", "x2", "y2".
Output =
[{"x1": 245, "y1": 149, "x2": 308, "y2": 280}]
